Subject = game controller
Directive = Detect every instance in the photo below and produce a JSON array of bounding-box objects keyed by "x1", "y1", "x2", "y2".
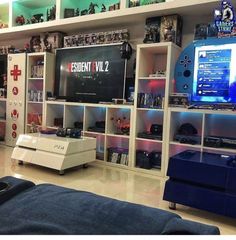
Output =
[{"x1": 56, "y1": 128, "x2": 81, "y2": 138}]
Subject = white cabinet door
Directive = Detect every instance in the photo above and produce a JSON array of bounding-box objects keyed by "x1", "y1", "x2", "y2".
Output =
[{"x1": 6, "y1": 53, "x2": 26, "y2": 146}]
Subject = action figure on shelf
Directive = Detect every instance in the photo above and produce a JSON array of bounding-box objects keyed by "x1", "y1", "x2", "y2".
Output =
[
  {"x1": 101, "y1": 4, "x2": 106, "y2": 12},
  {"x1": 110, "y1": 116, "x2": 130, "y2": 135},
  {"x1": 16, "y1": 15, "x2": 25, "y2": 25},
  {"x1": 29, "y1": 122, "x2": 39, "y2": 133},
  {"x1": 24, "y1": 43, "x2": 31, "y2": 53},
  {"x1": 75, "y1": 8, "x2": 80, "y2": 16},
  {"x1": 43, "y1": 34, "x2": 52, "y2": 52},
  {"x1": 30, "y1": 36, "x2": 41, "y2": 52},
  {"x1": 47, "y1": 5, "x2": 56, "y2": 21},
  {"x1": 162, "y1": 17, "x2": 175, "y2": 42},
  {"x1": 88, "y1": 2, "x2": 99, "y2": 14},
  {"x1": 81, "y1": 9, "x2": 88, "y2": 15}
]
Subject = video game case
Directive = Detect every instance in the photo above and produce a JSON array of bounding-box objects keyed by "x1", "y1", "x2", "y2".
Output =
[{"x1": 160, "y1": 14, "x2": 183, "y2": 47}]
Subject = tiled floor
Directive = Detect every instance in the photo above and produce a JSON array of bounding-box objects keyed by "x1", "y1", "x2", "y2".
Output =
[{"x1": 1, "y1": 145, "x2": 236, "y2": 234}]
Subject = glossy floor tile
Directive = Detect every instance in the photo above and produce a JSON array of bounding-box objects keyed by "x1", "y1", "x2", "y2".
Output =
[{"x1": 0, "y1": 145, "x2": 236, "y2": 235}]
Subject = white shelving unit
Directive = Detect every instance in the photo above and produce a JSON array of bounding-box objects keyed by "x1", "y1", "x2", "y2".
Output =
[
  {"x1": 166, "y1": 107, "x2": 236, "y2": 173},
  {"x1": 133, "y1": 42, "x2": 181, "y2": 176},
  {"x1": 26, "y1": 52, "x2": 55, "y2": 132},
  {"x1": 0, "y1": 0, "x2": 234, "y2": 177},
  {"x1": 0, "y1": 0, "x2": 229, "y2": 42},
  {"x1": 45, "y1": 101, "x2": 134, "y2": 168}
]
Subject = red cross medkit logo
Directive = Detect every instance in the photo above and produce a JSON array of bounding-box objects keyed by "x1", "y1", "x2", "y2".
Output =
[{"x1": 10, "y1": 65, "x2": 22, "y2": 81}]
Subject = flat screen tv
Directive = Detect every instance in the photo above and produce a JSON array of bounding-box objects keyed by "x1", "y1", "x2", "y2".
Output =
[
  {"x1": 55, "y1": 43, "x2": 127, "y2": 103},
  {"x1": 192, "y1": 43, "x2": 236, "y2": 103}
]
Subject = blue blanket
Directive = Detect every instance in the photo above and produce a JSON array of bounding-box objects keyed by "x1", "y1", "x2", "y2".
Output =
[{"x1": 0, "y1": 176, "x2": 220, "y2": 235}]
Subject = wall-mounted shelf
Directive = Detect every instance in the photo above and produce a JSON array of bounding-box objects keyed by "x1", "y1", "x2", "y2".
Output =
[{"x1": 0, "y1": 0, "x2": 228, "y2": 41}]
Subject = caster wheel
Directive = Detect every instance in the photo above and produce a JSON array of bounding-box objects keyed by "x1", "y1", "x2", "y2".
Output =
[
  {"x1": 59, "y1": 170, "x2": 65, "y2": 175},
  {"x1": 169, "y1": 202, "x2": 176, "y2": 210},
  {"x1": 83, "y1": 164, "x2": 88, "y2": 169},
  {"x1": 18, "y1": 160, "x2": 23, "y2": 165}
]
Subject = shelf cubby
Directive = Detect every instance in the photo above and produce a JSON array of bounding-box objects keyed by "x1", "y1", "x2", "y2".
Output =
[
  {"x1": 137, "y1": 78, "x2": 166, "y2": 109},
  {"x1": 107, "y1": 107, "x2": 131, "y2": 136},
  {"x1": 60, "y1": 0, "x2": 121, "y2": 19},
  {"x1": 0, "y1": 99, "x2": 6, "y2": 141},
  {"x1": 26, "y1": 52, "x2": 55, "y2": 132},
  {"x1": 0, "y1": 121, "x2": 5, "y2": 141},
  {"x1": 169, "y1": 111, "x2": 203, "y2": 143},
  {"x1": 128, "y1": 0, "x2": 166, "y2": 8},
  {"x1": 46, "y1": 103, "x2": 64, "y2": 128},
  {"x1": 12, "y1": 0, "x2": 56, "y2": 27},
  {"x1": 136, "y1": 110, "x2": 163, "y2": 139},
  {"x1": 84, "y1": 106, "x2": 106, "y2": 133},
  {"x1": 64, "y1": 105, "x2": 84, "y2": 129},
  {"x1": 204, "y1": 113, "x2": 236, "y2": 139},
  {"x1": 137, "y1": 45, "x2": 168, "y2": 78},
  {"x1": 0, "y1": 3, "x2": 9, "y2": 29},
  {"x1": 106, "y1": 135, "x2": 129, "y2": 166},
  {"x1": 27, "y1": 103, "x2": 43, "y2": 125},
  {"x1": 135, "y1": 139, "x2": 162, "y2": 171},
  {"x1": 0, "y1": 101, "x2": 6, "y2": 120},
  {"x1": 84, "y1": 132, "x2": 105, "y2": 161}
]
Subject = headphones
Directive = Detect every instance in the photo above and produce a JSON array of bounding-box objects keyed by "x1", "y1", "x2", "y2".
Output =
[{"x1": 120, "y1": 41, "x2": 133, "y2": 60}]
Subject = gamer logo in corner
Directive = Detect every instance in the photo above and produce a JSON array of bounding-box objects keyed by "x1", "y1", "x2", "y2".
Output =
[{"x1": 215, "y1": 0, "x2": 235, "y2": 35}]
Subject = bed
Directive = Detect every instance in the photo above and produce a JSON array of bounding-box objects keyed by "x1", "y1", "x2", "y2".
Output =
[{"x1": 0, "y1": 176, "x2": 220, "y2": 235}]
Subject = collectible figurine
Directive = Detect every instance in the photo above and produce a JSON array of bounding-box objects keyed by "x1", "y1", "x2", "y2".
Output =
[
  {"x1": 88, "y1": 2, "x2": 99, "y2": 14},
  {"x1": 43, "y1": 34, "x2": 52, "y2": 52},
  {"x1": 30, "y1": 36, "x2": 41, "y2": 52},
  {"x1": 31, "y1": 14, "x2": 44, "y2": 23},
  {"x1": 47, "y1": 5, "x2": 56, "y2": 21},
  {"x1": 101, "y1": 4, "x2": 106, "y2": 12},
  {"x1": 24, "y1": 43, "x2": 31, "y2": 53},
  {"x1": 0, "y1": 20, "x2": 7, "y2": 29},
  {"x1": 16, "y1": 15, "x2": 25, "y2": 25},
  {"x1": 163, "y1": 19, "x2": 175, "y2": 42},
  {"x1": 81, "y1": 9, "x2": 88, "y2": 15},
  {"x1": 129, "y1": 0, "x2": 140, "y2": 7},
  {"x1": 31, "y1": 16, "x2": 37, "y2": 24},
  {"x1": 75, "y1": 8, "x2": 80, "y2": 16}
]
